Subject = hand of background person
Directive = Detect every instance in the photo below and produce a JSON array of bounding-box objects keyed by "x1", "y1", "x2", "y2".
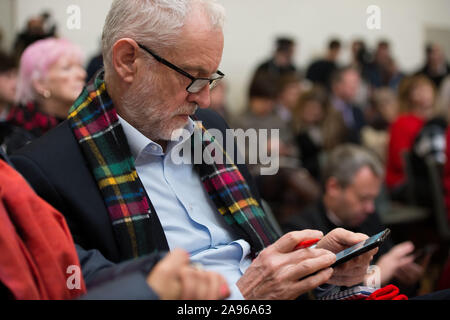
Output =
[
  {"x1": 236, "y1": 230, "x2": 336, "y2": 300},
  {"x1": 376, "y1": 241, "x2": 418, "y2": 286},
  {"x1": 394, "y1": 262, "x2": 425, "y2": 286},
  {"x1": 316, "y1": 228, "x2": 378, "y2": 287},
  {"x1": 146, "y1": 248, "x2": 230, "y2": 300}
]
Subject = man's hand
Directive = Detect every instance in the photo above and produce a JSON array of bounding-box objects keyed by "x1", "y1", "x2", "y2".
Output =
[
  {"x1": 236, "y1": 230, "x2": 336, "y2": 300},
  {"x1": 394, "y1": 262, "x2": 425, "y2": 286},
  {"x1": 376, "y1": 241, "x2": 415, "y2": 285},
  {"x1": 316, "y1": 228, "x2": 378, "y2": 287},
  {"x1": 376, "y1": 241, "x2": 428, "y2": 286},
  {"x1": 146, "y1": 248, "x2": 230, "y2": 300}
]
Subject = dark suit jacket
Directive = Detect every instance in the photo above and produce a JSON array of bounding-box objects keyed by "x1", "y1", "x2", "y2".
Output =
[
  {"x1": 11, "y1": 108, "x2": 261, "y2": 263},
  {"x1": 347, "y1": 105, "x2": 366, "y2": 145}
]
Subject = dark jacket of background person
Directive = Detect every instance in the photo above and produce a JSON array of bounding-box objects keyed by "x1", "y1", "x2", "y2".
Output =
[
  {"x1": 445, "y1": 128, "x2": 450, "y2": 224},
  {"x1": 254, "y1": 37, "x2": 298, "y2": 80},
  {"x1": 409, "y1": 116, "x2": 447, "y2": 207},
  {"x1": 0, "y1": 121, "x2": 35, "y2": 154},
  {"x1": 4, "y1": 102, "x2": 62, "y2": 154},
  {"x1": 11, "y1": 108, "x2": 263, "y2": 264},
  {"x1": 306, "y1": 37, "x2": 341, "y2": 90}
]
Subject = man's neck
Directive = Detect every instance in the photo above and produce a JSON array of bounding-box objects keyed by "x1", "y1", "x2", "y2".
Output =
[{"x1": 323, "y1": 195, "x2": 344, "y2": 227}]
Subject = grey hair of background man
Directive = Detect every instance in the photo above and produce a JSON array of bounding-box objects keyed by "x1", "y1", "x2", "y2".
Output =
[
  {"x1": 322, "y1": 144, "x2": 384, "y2": 188},
  {"x1": 101, "y1": 0, "x2": 226, "y2": 75}
]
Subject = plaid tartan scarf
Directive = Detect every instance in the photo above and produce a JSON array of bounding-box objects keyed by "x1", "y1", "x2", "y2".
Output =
[
  {"x1": 68, "y1": 71, "x2": 280, "y2": 260},
  {"x1": 192, "y1": 122, "x2": 280, "y2": 254}
]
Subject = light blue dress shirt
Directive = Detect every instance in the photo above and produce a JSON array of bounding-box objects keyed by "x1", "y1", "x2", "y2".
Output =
[{"x1": 118, "y1": 115, "x2": 252, "y2": 299}]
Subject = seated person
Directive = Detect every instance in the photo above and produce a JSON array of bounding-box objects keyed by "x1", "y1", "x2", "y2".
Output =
[
  {"x1": 253, "y1": 37, "x2": 298, "y2": 80},
  {"x1": 292, "y1": 86, "x2": 347, "y2": 181},
  {"x1": 274, "y1": 71, "x2": 303, "y2": 125},
  {"x1": 330, "y1": 66, "x2": 366, "y2": 144},
  {"x1": 385, "y1": 75, "x2": 438, "y2": 201},
  {"x1": 233, "y1": 71, "x2": 320, "y2": 225},
  {"x1": 445, "y1": 128, "x2": 450, "y2": 225},
  {"x1": 361, "y1": 88, "x2": 399, "y2": 163},
  {"x1": 0, "y1": 51, "x2": 34, "y2": 154},
  {"x1": 12, "y1": 0, "x2": 377, "y2": 300},
  {"x1": 0, "y1": 51, "x2": 17, "y2": 121},
  {"x1": 6, "y1": 38, "x2": 86, "y2": 153},
  {"x1": 305, "y1": 38, "x2": 341, "y2": 90},
  {"x1": 0, "y1": 152, "x2": 229, "y2": 300},
  {"x1": 283, "y1": 144, "x2": 428, "y2": 294}
]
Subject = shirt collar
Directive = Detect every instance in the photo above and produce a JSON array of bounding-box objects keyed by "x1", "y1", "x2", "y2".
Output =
[
  {"x1": 325, "y1": 208, "x2": 345, "y2": 227},
  {"x1": 117, "y1": 115, "x2": 195, "y2": 160}
]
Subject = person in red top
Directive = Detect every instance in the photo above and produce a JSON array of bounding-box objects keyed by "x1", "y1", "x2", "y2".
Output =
[{"x1": 385, "y1": 75, "x2": 437, "y2": 198}]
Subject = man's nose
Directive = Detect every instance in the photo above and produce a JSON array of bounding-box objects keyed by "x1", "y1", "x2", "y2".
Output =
[
  {"x1": 364, "y1": 200, "x2": 375, "y2": 214},
  {"x1": 187, "y1": 85, "x2": 211, "y2": 109}
]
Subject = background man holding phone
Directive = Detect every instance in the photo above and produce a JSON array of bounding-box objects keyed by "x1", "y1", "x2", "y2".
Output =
[{"x1": 283, "y1": 144, "x2": 429, "y2": 294}]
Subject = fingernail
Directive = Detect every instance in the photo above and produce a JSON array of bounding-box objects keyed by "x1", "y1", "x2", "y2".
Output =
[{"x1": 220, "y1": 283, "x2": 230, "y2": 298}]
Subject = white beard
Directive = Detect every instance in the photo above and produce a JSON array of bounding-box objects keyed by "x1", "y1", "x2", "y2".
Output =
[{"x1": 120, "y1": 75, "x2": 197, "y2": 141}]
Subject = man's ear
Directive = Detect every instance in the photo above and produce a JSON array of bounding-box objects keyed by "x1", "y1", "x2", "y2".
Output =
[
  {"x1": 326, "y1": 177, "x2": 342, "y2": 198},
  {"x1": 111, "y1": 38, "x2": 139, "y2": 84}
]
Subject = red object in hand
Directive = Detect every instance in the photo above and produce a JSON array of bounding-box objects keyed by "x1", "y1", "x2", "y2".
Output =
[{"x1": 294, "y1": 238, "x2": 320, "y2": 250}]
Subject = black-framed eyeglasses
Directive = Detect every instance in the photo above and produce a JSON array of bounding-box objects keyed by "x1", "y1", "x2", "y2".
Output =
[{"x1": 137, "y1": 42, "x2": 225, "y2": 94}]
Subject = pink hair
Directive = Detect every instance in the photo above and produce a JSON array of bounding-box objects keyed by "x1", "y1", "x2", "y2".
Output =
[{"x1": 15, "y1": 37, "x2": 84, "y2": 105}]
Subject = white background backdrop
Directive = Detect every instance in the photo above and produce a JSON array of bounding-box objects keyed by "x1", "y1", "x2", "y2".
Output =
[{"x1": 4, "y1": 0, "x2": 450, "y2": 114}]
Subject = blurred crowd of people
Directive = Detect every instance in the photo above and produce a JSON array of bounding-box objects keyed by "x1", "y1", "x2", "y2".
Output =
[{"x1": 0, "y1": 12, "x2": 449, "y2": 298}]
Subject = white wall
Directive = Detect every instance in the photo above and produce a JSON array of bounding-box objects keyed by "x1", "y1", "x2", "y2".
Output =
[
  {"x1": 15, "y1": 0, "x2": 112, "y2": 60},
  {"x1": 0, "y1": 0, "x2": 16, "y2": 52},
  {"x1": 12, "y1": 0, "x2": 450, "y2": 114}
]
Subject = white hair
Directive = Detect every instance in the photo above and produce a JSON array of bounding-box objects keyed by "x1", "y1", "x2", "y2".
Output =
[{"x1": 101, "y1": 0, "x2": 225, "y2": 74}]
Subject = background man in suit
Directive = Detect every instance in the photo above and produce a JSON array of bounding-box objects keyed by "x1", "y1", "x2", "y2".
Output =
[
  {"x1": 283, "y1": 144, "x2": 427, "y2": 292},
  {"x1": 12, "y1": 0, "x2": 377, "y2": 300},
  {"x1": 330, "y1": 66, "x2": 367, "y2": 144}
]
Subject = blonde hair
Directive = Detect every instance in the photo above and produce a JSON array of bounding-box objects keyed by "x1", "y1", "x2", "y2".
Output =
[{"x1": 397, "y1": 75, "x2": 437, "y2": 115}]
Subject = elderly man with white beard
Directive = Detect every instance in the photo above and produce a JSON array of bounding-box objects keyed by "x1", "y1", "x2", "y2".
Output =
[{"x1": 11, "y1": 0, "x2": 376, "y2": 300}]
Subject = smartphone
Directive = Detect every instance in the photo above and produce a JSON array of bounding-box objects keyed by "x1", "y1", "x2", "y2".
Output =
[{"x1": 330, "y1": 228, "x2": 391, "y2": 268}]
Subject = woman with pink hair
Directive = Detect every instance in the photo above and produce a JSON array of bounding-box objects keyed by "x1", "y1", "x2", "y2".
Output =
[{"x1": 6, "y1": 38, "x2": 86, "y2": 144}]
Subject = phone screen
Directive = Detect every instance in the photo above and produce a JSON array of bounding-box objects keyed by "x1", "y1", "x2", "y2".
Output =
[{"x1": 331, "y1": 229, "x2": 390, "y2": 267}]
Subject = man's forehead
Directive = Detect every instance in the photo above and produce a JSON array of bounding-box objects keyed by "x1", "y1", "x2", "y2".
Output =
[
  {"x1": 169, "y1": 30, "x2": 224, "y2": 75},
  {"x1": 347, "y1": 169, "x2": 381, "y2": 192}
]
